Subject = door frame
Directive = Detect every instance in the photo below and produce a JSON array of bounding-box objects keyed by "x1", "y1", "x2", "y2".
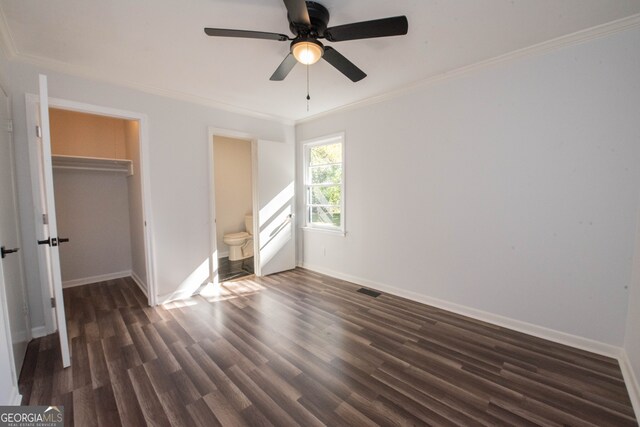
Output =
[
  {"x1": 208, "y1": 127, "x2": 261, "y2": 283},
  {"x1": 25, "y1": 94, "x2": 158, "y2": 333}
]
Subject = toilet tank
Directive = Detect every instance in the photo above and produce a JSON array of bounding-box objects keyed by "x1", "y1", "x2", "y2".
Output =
[{"x1": 245, "y1": 214, "x2": 253, "y2": 235}]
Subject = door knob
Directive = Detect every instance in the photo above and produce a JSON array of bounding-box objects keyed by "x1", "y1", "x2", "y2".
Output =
[
  {"x1": 38, "y1": 237, "x2": 68, "y2": 246},
  {"x1": 1, "y1": 246, "x2": 20, "y2": 259},
  {"x1": 37, "y1": 237, "x2": 58, "y2": 246}
]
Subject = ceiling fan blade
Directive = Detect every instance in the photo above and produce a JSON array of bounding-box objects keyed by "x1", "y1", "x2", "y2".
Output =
[
  {"x1": 270, "y1": 53, "x2": 298, "y2": 81},
  {"x1": 324, "y1": 16, "x2": 408, "y2": 42},
  {"x1": 322, "y1": 47, "x2": 366, "y2": 82},
  {"x1": 204, "y1": 28, "x2": 289, "y2": 41},
  {"x1": 282, "y1": 0, "x2": 310, "y2": 26}
]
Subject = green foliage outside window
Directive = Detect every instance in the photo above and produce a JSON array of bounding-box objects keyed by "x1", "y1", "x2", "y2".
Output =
[{"x1": 307, "y1": 142, "x2": 343, "y2": 228}]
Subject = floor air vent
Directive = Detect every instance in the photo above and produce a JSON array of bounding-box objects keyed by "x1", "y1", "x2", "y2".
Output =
[{"x1": 357, "y1": 287, "x2": 381, "y2": 298}]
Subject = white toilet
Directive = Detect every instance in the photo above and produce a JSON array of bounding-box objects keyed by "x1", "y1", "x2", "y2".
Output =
[{"x1": 223, "y1": 214, "x2": 254, "y2": 261}]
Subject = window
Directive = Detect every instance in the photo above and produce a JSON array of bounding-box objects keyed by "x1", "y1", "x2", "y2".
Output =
[{"x1": 304, "y1": 135, "x2": 344, "y2": 233}]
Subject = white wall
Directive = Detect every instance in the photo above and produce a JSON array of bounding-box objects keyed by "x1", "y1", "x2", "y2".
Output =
[
  {"x1": 0, "y1": 41, "x2": 9, "y2": 92},
  {"x1": 6, "y1": 59, "x2": 293, "y2": 326},
  {"x1": 296, "y1": 27, "x2": 640, "y2": 346},
  {"x1": 213, "y1": 136, "x2": 253, "y2": 257},
  {"x1": 54, "y1": 169, "x2": 132, "y2": 285},
  {"x1": 125, "y1": 120, "x2": 148, "y2": 290},
  {"x1": 624, "y1": 200, "x2": 640, "y2": 413}
]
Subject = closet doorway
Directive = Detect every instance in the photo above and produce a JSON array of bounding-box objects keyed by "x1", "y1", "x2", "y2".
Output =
[
  {"x1": 212, "y1": 135, "x2": 256, "y2": 282},
  {"x1": 48, "y1": 108, "x2": 150, "y2": 296}
]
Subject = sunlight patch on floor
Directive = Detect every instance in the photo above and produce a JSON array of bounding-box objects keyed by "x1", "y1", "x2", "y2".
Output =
[
  {"x1": 163, "y1": 298, "x2": 199, "y2": 309},
  {"x1": 200, "y1": 278, "x2": 266, "y2": 302}
]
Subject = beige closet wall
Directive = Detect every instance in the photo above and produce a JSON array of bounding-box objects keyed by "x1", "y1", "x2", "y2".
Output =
[
  {"x1": 124, "y1": 120, "x2": 147, "y2": 290},
  {"x1": 50, "y1": 108, "x2": 128, "y2": 159}
]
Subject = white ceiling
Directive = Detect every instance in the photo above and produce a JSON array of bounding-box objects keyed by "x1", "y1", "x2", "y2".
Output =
[{"x1": 1, "y1": 0, "x2": 639, "y2": 121}]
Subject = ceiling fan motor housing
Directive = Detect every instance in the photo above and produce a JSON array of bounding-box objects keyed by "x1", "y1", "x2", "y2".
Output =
[
  {"x1": 289, "y1": 1, "x2": 330, "y2": 37},
  {"x1": 291, "y1": 37, "x2": 324, "y2": 50}
]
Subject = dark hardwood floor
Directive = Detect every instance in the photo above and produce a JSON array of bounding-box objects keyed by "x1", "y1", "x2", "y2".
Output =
[{"x1": 19, "y1": 269, "x2": 637, "y2": 426}]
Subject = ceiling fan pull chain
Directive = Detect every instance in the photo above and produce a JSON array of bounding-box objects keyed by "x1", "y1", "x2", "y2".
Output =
[{"x1": 306, "y1": 63, "x2": 311, "y2": 112}]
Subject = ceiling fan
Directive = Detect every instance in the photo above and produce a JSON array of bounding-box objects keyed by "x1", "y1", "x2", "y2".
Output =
[{"x1": 204, "y1": 0, "x2": 408, "y2": 82}]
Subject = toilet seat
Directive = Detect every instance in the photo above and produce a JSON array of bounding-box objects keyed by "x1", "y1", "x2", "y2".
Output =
[
  {"x1": 223, "y1": 232, "x2": 250, "y2": 246},
  {"x1": 223, "y1": 214, "x2": 254, "y2": 261},
  {"x1": 225, "y1": 231, "x2": 249, "y2": 240}
]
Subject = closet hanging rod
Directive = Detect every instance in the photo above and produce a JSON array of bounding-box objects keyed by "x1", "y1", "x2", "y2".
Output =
[
  {"x1": 51, "y1": 155, "x2": 134, "y2": 176},
  {"x1": 53, "y1": 165, "x2": 130, "y2": 174}
]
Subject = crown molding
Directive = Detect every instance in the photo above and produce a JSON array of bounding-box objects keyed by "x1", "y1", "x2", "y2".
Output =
[
  {"x1": 0, "y1": 6, "x2": 295, "y2": 126},
  {"x1": 14, "y1": 52, "x2": 295, "y2": 125},
  {"x1": 296, "y1": 13, "x2": 640, "y2": 125},
  {"x1": 0, "y1": 6, "x2": 17, "y2": 59}
]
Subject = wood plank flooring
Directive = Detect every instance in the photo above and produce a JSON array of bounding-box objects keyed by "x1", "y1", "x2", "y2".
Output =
[{"x1": 19, "y1": 269, "x2": 638, "y2": 426}]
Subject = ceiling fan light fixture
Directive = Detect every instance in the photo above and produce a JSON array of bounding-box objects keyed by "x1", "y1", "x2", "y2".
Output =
[{"x1": 292, "y1": 40, "x2": 324, "y2": 65}]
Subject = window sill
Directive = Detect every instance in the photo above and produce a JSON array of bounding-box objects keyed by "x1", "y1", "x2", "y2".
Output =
[{"x1": 302, "y1": 226, "x2": 346, "y2": 237}]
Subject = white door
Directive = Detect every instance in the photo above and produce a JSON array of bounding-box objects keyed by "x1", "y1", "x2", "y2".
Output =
[
  {"x1": 0, "y1": 87, "x2": 31, "y2": 374},
  {"x1": 34, "y1": 75, "x2": 71, "y2": 367},
  {"x1": 0, "y1": 265, "x2": 20, "y2": 405},
  {"x1": 255, "y1": 140, "x2": 296, "y2": 276}
]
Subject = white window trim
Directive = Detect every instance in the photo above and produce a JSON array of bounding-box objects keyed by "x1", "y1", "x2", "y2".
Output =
[{"x1": 302, "y1": 133, "x2": 346, "y2": 235}]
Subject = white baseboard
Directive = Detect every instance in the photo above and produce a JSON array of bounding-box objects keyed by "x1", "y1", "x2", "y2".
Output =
[
  {"x1": 300, "y1": 263, "x2": 621, "y2": 358},
  {"x1": 619, "y1": 350, "x2": 640, "y2": 419},
  {"x1": 62, "y1": 271, "x2": 132, "y2": 288},
  {"x1": 130, "y1": 271, "x2": 148, "y2": 296},
  {"x1": 218, "y1": 250, "x2": 229, "y2": 258},
  {"x1": 30, "y1": 325, "x2": 47, "y2": 338}
]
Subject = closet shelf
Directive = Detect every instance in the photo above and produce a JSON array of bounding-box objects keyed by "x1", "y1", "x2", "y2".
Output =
[{"x1": 52, "y1": 155, "x2": 133, "y2": 176}]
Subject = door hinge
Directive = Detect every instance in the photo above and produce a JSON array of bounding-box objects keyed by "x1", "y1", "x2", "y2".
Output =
[
  {"x1": 42, "y1": 213, "x2": 48, "y2": 224},
  {"x1": 50, "y1": 297, "x2": 56, "y2": 308},
  {"x1": 36, "y1": 125, "x2": 42, "y2": 138},
  {"x1": 7, "y1": 119, "x2": 13, "y2": 133}
]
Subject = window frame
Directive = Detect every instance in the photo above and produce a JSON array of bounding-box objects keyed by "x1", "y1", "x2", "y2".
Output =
[{"x1": 302, "y1": 133, "x2": 345, "y2": 235}]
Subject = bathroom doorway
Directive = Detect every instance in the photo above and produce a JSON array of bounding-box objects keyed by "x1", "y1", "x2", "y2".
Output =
[{"x1": 212, "y1": 135, "x2": 256, "y2": 282}]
